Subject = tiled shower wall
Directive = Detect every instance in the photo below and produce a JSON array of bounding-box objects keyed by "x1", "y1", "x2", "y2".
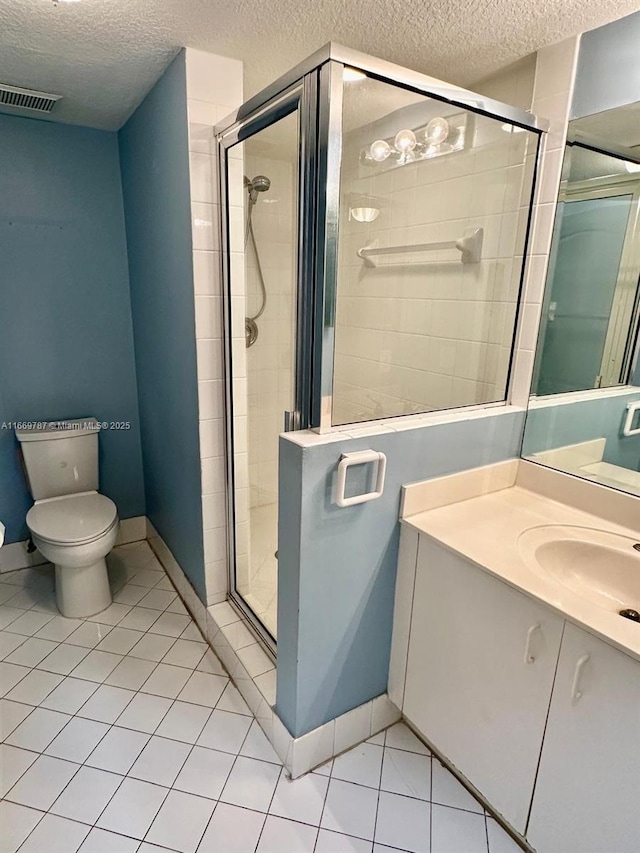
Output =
[
  {"x1": 333, "y1": 111, "x2": 536, "y2": 425},
  {"x1": 184, "y1": 50, "x2": 244, "y2": 606}
]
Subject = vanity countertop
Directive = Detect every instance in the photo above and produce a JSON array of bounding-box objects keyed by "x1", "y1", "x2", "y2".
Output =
[{"x1": 403, "y1": 483, "x2": 640, "y2": 662}]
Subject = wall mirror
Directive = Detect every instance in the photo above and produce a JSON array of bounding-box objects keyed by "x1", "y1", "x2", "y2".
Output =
[{"x1": 522, "y1": 100, "x2": 640, "y2": 495}]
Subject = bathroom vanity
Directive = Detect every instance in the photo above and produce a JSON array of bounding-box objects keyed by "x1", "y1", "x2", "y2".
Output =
[{"x1": 389, "y1": 460, "x2": 640, "y2": 852}]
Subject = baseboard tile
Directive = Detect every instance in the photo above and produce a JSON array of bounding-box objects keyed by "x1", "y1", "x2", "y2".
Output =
[
  {"x1": 145, "y1": 517, "x2": 401, "y2": 778},
  {"x1": 115, "y1": 516, "x2": 147, "y2": 546}
]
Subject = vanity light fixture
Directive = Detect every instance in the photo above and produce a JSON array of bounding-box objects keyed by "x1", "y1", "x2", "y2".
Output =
[{"x1": 362, "y1": 113, "x2": 468, "y2": 169}]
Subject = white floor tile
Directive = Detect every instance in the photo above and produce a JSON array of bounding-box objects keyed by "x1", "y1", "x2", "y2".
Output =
[
  {"x1": 197, "y1": 802, "x2": 265, "y2": 853},
  {"x1": 64, "y1": 622, "x2": 113, "y2": 649},
  {"x1": 45, "y1": 716, "x2": 109, "y2": 763},
  {"x1": 197, "y1": 709, "x2": 252, "y2": 754},
  {"x1": 138, "y1": 589, "x2": 177, "y2": 611},
  {"x1": 180, "y1": 622, "x2": 205, "y2": 643},
  {"x1": 78, "y1": 684, "x2": 135, "y2": 723},
  {"x1": 0, "y1": 631, "x2": 27, "y2": 660},
  {"x1": 145, "y1": 789, "x2": 216, "y2": 853},
  {"x1": 0, "y1": 801, "x2": 44, "y2": 853},
  {"x1": 5, "y1": 637, "x2": 59, "y2": 668},
  {"x1": 173, "y1": 745, "x2": 235, "y2": 800},
  {"x1": 0, "y1": 606, "x2": 25, "y2": 632},
  {"x1": 155, "y1": 701, "x2": 212, "y2": 744},
  {"x1": 240, "y1": 720, "x2": 281, "y2": 764},
  {"x1": 96, "y1": 627, "x2": 144, "y2": 655},
  {"x1": 431, "y1": 804, "x2": 488, "y2": 852},
  {"x1": 0, "y1": 699, "x2": 33, "y2": 741},
  {"x1": 236, "y1": 643, "x2": 273, "y2": 678},
  {"x1": 316, "y1": 829, "x2": 372, "y2": 853},
  {"x1": 129, "y1": 735, "x2": 191, "y2": 787},
  {"x1": 149, "y1": 612, "x2": 191, "y2": 637},
  {"x1": 116, "y1": 692, "x2": 172, "y2": 734},
  {"x1": 0, "y1": 744, "x2": 38, "y2": 797},
  {"x1": 320, "y1": 778, "x2": 378, "y2": 841},
  {"x1": 375, "y1": 790, "x2": 430, "y2": 853},
  {"x1": 105, "y1": 655, "x2": 156, "y2": 690},
  {"x1": 166, "y1": 597, "x2": 188, "y2": 616},
  {"x1": 34, "y1": 616, "x2": 83, "y2": 643},
  {"x1": 86, "y1": 603, "x2": 131, "y2": 626},
  {"x1": 4, "y1": 668, "x2": 61, "y2": 705},
  {"x1": 431, "y1": 761, "x2": 484, "y2": 813},
  {"x1": 269, "y1": 770, "x2": 328, "y2": 826},
  {"x1": 197, "y1": 648, "x2": 227, "y2": 676},
  {"x1": 178, "y1": 671, "x2": 228, "y2": 707},
  {"x1": 257, "y1": 815, "x2": 317, "y2": 852},
  {"x1": 113, "y1": 583, "x2": 150, "y2": 606},
  {"x1": 86, "y1": 725, "x2": 149, "y2": 774},
  {"x1": 4, "y1": 612, "x2": 55, "y2": 638},
  {"x1": 141, "y1": 663, "x2": 192, "y2": 699},
  {"x1": 385, "y1": 723, "x2": 430, "y2": 755},
  {"x1": 6, "y1": 707, "x2": 71, "y2": 752},
  {"x1": 40, "y1": 678, "x2": 98, "y2": 714},
  {"x1": 129, "y1": 632, "x2": 176, "y2": 662},
  {"x1": 5, "y1": 754, "x2": 79, "y2": 810},
  {"x1": 117, "y1": 607, "x2": 161, "y2": 633},
  {"x1": 215, "y1": 682, "x2": 251, "y2": 715},
  {"x1": 332, "y1": 743, "x2": 383, "y2": 789},
  {"x1": 97, "y1": 776, "x2": 168, "y2": 839},
  {"x1": 77, "y1": 827, "x2": 140, "y2": 853},
  {"x1": 367, "y1": 731, "x2": 386, "y2": 746},
  {"x1": 130, "y1": 568, "x2": 164, "y2": 589},
  {"x1": 0, "y1": 662, "x2": 31, "y2": 698},
  {"x1": 70, "y1": 650, "x2": 123, "y2": 683},
  {"x1": 50, "y1": 765, "x2": 123, "y2": 824},
  {"x1": 36, "y1": 643, "x2": 90, "y2": 676},
  {"x1": 163, "y1": 639, "x2": 207, "y2": 669},
  {"x1": 486, "y1": 818, "x2": 523, "y2": 852},
  {"x1": 381, "y1": 747, "x2": 431, "y2": 800},
  {"x1": 220, "y1": 755, "x2": 281, "y2": 812}
]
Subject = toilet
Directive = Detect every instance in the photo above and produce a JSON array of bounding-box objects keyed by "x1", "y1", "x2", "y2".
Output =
[{"x1": 16, "y1": 418, "x2": 119, "y2": 618}]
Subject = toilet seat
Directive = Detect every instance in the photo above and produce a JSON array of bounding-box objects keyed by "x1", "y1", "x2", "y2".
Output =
[{"x1": 27, "y1": 491, "x2": 118, "y2": 546}]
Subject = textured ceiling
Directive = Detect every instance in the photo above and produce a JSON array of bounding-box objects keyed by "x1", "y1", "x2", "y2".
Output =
[{"x1": 0, "y1": 0, "x2": 639, "y2": 130}]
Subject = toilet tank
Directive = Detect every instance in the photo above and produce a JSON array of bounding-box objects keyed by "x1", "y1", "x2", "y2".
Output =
[{"x1": 16, "y1": 418, "x2": 101, "y2": 500}]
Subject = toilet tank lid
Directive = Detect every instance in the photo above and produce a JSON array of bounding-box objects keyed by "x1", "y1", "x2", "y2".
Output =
[{"x1": 16, "y1": 418, "x2": 100, "y2": 442}]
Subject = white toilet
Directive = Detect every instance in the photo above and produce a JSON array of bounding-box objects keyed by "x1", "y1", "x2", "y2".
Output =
[{"x1": 16, "y1": 418, "x2": 119, "y2": 618}]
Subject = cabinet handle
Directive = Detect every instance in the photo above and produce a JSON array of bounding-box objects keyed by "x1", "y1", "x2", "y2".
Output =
[
  {"x1": 571, "y1": 654, "x2": 590, "y2": 703},
  {"x1": 523, "y1": 623, "x2": 541, "y2": 664}
]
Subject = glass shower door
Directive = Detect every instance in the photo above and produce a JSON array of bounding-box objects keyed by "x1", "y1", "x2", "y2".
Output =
[{"x1": 222, "y1": 98, "x2": 302, "y2": 644}]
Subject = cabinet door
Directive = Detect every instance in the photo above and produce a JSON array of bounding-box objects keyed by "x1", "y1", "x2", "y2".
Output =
[
  {"x1": 404, "y1": 537, "x2": 563, "y2": 833},
  {"x1": 527, "y1": 622, "x2": 640, "y2": 852}
]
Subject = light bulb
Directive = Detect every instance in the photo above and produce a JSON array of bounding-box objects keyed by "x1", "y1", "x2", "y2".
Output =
[
  {"x1": 425, "y1": 117, "x2": 449, "y2": 144},
  {"x1": 625, "y1": 161, "x2": 640, "y2": 173},
  {"x1": 370, "y1": 139, "x2": 391, "y2": 162},
  {"x1": 394, "y1": 129, "x2": 417, "y2": 152}
]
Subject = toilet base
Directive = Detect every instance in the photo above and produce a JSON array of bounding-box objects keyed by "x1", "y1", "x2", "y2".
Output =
[{"x1": 55, "y1": 558, "x2": 112, "y2": 618}]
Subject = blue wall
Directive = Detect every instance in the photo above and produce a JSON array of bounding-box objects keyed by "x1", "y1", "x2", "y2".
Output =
[
  {"x1": 572, "y1": 11, "x2": 640, "y2": 119},
  {"x1": 277, "y1": 410, "x2": 525, "y2": 737},
  {"x1": 522, "y1": 391, "x2": 640, "y2": 471},
  {"x1": 0, "y1": 114, "x2": 145, "y2": 543},
  {"x1": 119, "y1": 53, "x2": 206, "y2": 600}
]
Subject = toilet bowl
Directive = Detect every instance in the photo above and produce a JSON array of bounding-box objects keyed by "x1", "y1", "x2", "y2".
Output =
[{"x1": 27, "y1": 491, "x2": 119, "y2": 618}]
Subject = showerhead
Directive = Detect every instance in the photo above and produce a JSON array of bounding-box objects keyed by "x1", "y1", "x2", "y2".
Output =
[{"x1": 245, "y1": 174, "x2": 271, "y2": 204}]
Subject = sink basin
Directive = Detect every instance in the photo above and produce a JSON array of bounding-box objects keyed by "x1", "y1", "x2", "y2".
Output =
[{"x1": 518, "y1": 525, "x2": 640, "y2": 614}]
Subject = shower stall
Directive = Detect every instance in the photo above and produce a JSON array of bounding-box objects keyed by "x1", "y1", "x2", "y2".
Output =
[{"x1": 216, "y1": 44, "x2": 544, "y2": 650}]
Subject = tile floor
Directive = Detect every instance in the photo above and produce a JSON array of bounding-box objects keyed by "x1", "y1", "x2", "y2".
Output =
[{"x1": 0, "y1": 541, "x2": 523, "y2": 853}]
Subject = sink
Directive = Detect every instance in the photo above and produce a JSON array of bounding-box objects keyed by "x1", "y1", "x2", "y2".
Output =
[{"x1": 518, "y1": 525, "x2": 640, "y2": 614}]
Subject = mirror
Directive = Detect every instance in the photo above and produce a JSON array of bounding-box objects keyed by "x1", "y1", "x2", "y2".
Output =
[{"x1": 523, "y1": 100, "x2": 640, "y2": 495}]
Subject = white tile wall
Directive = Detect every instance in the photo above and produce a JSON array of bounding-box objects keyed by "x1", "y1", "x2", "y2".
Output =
[
  {"x1": 510, "y1": 36, "x2": 581, "y2": 407},
  {"x1": 185, "y1": 49, "x2": 243, "y2": 607}
]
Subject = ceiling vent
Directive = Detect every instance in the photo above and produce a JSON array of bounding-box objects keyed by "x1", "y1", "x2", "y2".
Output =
[{"x1": 0, "y1": 83, "x2": 62, "y2": 114}]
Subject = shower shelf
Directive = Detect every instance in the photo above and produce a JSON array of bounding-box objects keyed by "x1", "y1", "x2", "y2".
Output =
[{"x1": 357, "y1": 226, "x2": 483, "y2": 267}]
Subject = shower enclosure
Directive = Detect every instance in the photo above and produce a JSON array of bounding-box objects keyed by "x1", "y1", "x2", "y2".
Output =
[{"x1": 216, "y1": 44, "x2": 544, "y2": 649}]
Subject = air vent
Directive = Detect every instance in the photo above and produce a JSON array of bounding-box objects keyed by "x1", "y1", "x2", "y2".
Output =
[{"x1": 0, "y1": 83, "x2": 62, "y2": 114}]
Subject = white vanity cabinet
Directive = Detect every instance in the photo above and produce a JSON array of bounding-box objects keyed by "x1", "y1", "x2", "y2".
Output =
[
  {"x1": 403, "y1": 536, "x2": 564, "y2": 833},
  {"x1": 527, "y1": 622, "x2": 640, "y2": 852}
]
